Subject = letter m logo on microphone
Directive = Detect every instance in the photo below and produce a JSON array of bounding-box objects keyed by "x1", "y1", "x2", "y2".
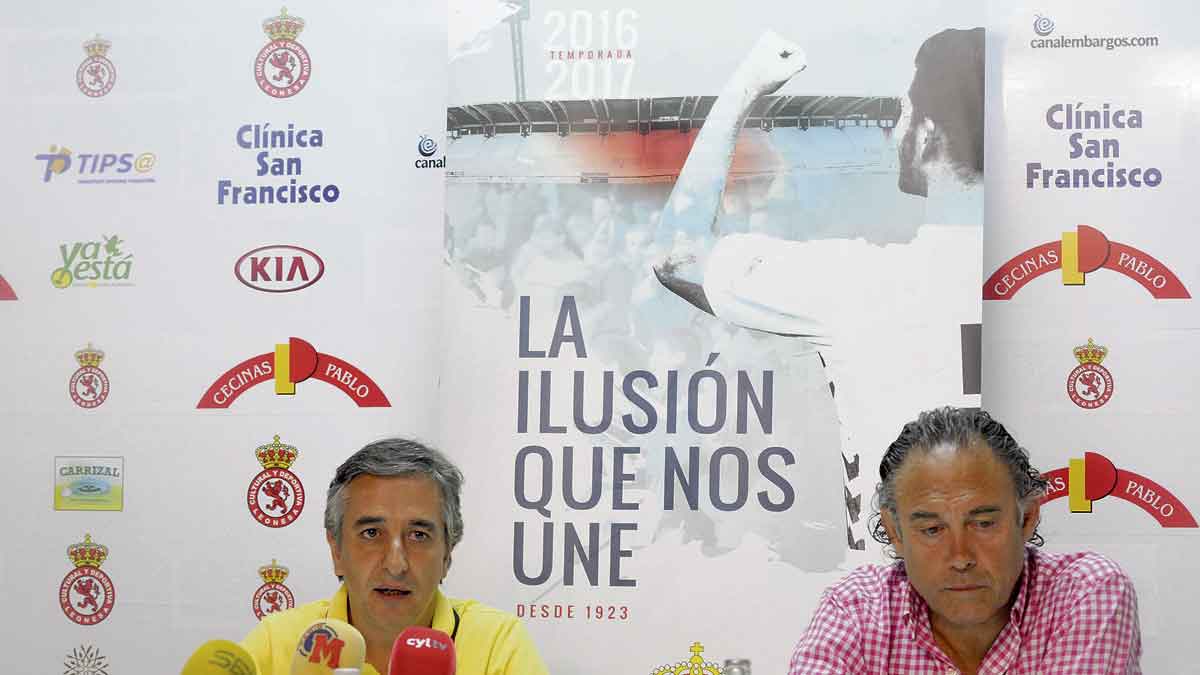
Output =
[{"x1": 302, "y1": 626, "x2": 345, "y2": 667}]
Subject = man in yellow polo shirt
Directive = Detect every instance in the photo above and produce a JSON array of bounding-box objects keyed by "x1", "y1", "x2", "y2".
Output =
[{"x1": 241, "y1": 438, "x2": 548, "y2": 675}]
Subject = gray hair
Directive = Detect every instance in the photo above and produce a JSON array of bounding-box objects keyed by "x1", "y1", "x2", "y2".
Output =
[
  {"x1": 869, "y1": 407, "x2": 1048, "y2": 556},
  {"x1": 325, "y1": 438, "x2": 465, "y2": 551}
]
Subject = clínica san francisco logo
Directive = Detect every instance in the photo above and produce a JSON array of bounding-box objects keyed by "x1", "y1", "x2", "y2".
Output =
[
  {"x1": 77, "y1": 35, "x2": 115, "y2": 98},
  {"x1": 650, "y1": 642, "x2": 724, "y2": 675},
  {"x1": 70, "y1": 343, "x2": 110, "y2": 409},
  {"x1": 255, "y1": 7, "x2": 311, "y2": 98},
  {"x1": 1067, "y1": 338, "x2": 1113, "y2": 409},
  {"x1": 59, "y1": 534, "x2": 116, "y2": 626},
  {"x1": 253, "y1": 559, "x2": 295, "y2": 619},
  {"x1": 248, "y1": 435, "x2": 305, "y2": 527}
]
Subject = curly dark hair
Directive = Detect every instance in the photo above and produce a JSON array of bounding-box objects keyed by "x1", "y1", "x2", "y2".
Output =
[{"x1": 869, "y1": 407, "x2": 1048, "y2": 557}]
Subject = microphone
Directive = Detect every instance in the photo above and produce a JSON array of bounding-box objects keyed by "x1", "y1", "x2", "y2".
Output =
[
  {"x1": 290, "y1": 619, "x2": 367, "y2": 674},
  {"x1": 387, "y1": 627, "x2": 455, "y2": 675},
  {"x1": 180, "y1": 640, "x2": 259, "y2": 675}
]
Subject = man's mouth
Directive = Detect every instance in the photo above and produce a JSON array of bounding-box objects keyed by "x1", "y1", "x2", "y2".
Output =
[
  {"x1": 375, "y1": 587, "x2": 413, "y2": 597},
  {"x1": 946, "y1": 585, "x2": 986, "y2": 592}
]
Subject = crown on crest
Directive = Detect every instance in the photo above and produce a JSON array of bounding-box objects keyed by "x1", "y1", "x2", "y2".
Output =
[
  {"x1": 255, "y1": 435, "x2": 298, "y2": 469},
  {"x1": 75, "y1": 343, "x2": 105, "y2": 368},
  {"x1": 650, "y1": 642, "x2": 723, "y2": 675},
  {"x1": 67, "y1": 534, "x2": 109, "y2": 568},
  {"x1": 259, "y1": 559, "x2": 290, "y2": 584},
  {"x1": 83, "y1": 35, "x2": 111, "y2": 58},
  {"x1": 1073, "y1": 338, "x2": 1108, "y2": 365},
  {"x1": 262, "y1": 7, "x2": 305, "y2": 41}
]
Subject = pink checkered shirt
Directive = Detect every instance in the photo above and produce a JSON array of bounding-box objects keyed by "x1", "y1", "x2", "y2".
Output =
[{"x1": 789, "y1": 547, "x2": 1141, "y2": 675}]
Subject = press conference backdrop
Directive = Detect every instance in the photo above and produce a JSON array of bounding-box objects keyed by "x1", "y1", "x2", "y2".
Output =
[{"x1": 0, "y1": 0, "x2": 1192, "y2": 673}]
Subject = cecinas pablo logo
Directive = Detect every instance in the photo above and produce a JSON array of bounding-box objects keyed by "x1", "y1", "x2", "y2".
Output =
[
  {"x1": 984, "y1": 224, "x2": 1189, "y2": 300},
  {"x1": 1043, "y1": 451, "x2": 1197, "y2": 527},
  {"x1": 35, "y1": 145, "x2": 156, "y2": 185},
  {"x1": 415, "y1": 135, "x2": 444, "y2": 169},
  {"x1": 77, "y1": 35, "x2": 116, "y2": 98},
  {"x1": 52, "y1": 235, "x2": 133, "y2": 289},
  {"x1": 0, "y1": 273, "x2": 15, "y2": 300},
  {"x1": 255, "y1": 7, "x2": 311, "y2": 98},
  {"x1": 235, "y1": 244, "x2": 324, "y2": 292},
  {"x1": 197, "y1": 337, "x2": 390, "y2": 408}
]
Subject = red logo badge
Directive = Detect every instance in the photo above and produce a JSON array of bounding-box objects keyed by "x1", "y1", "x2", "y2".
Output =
[
  {"x1": 254, "y1": 8, "x2": 311, "y2": 98},
  {"x1": 77, "y1": 35, "x2": 115, "y2": 98},
  {"x1": 0, "y1": 273, "x2": 15, "y2": 300},
  {"x1": 984, "y1": 225, "x2": 1189, "y2": 300},
  {"x1": 248, "y1": 435, "x2": 305, "y2": 528},
  {"x1": 253, "y1": 559, "x2": 295, "y2": 619},
  {"x1": 1067, "y1": 338, "x2": 1113, "y2": 409},
  {"x1": 1043, "y1": 452, "x2": 1198, "y2": 527},
  {"x1": 235, "y1": 245, "x2": 325, "y2": 293},
  {"x1": 70, "y1": 344, "x2": 109, "y2": 409},
  {"x1": 197, "y1": 337, "x2": 390, "y2": 408},
  {"x1": 59, "y1": 534, "x2": 116, "y2": 625}
]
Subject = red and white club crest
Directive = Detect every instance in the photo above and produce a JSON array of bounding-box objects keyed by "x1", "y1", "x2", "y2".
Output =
[
  {"x1": 70, "y1": 344, "x2": 109, "y2": 409},
  {"x1": 1067, "y1": 338, "x2": 1114, "y2": 409},
  {"x1": 254, "y1": 8, "x2": 311, "y2": 98},
  {"x1": 253, "y1": 559, "x2": 296, "y2": 620},
  {"x1": 60, "y1": 534, "x2": 115, "y2": 626},
  {"x1": 77, "y1": 35, "x2": 115, "y2": 98},
  {"x1": 248, "y1": 435, "x2": 305, "y2": 527}
]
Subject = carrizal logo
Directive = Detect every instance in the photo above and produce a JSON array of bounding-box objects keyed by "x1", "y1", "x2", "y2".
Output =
[
  {"x1": 77, "y1": 35, "x2": 116, "y2": 98},
  {"x1": 35, "y1": 145, "x2": 156, "y2": 184},
  {"x1": 0, "y1": 272, "x2": 15, "y2": 300},
  {"x1": 984, "y1": 225, "x2": 1189, "y2": 300},
  {"x1": 52, "y1": 235, "x2": 133, "y2": 289},
  {"x1": 253, "y1": 559, "x2": 296, "y2": 619},
  {"x1": 64, "y1": 644, "x2": 110, "y2": 675},
  {"x1": 218, "y1": 124, "x2": 339, "y2": 205},
  {"x1": 248, "y1": 435, "x2": 305, "y2": 527},
  {"x1": 55, "y1": 456, "x2": 124, "y2": 512},
  {"x1": 197, "y1": 337, "x2": 390, "y2": 408},
  {"x1": 650, "y1": 642, "x2": 724, "y2": 675},
  {"x1": 236, "y1": 244, "x2": 324, "y2": 292},
  {"x1": 59, "y1": 534, "x2": 116, "y2": 625},
  {"x1": 415, "y1": 135, "x2": 444, "y2": 169},
  {"x1": 255, "y1": 7, "x2": 311, "y2": 98},
  {"x1": 1067, "y1": 338, "x2": 1113, "y2": 409},
  {"x1": 1043, "y1": 452, "x2": 1197, "y2": 527},
  {"x1": 70, "y1": 344, "x2": 110, "y2": 409},
  {"x1": 1029, "y1": 15, "x2": 1159, "y2": 50}
]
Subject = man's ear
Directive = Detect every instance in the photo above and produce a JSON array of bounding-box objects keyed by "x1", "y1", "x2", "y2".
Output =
[
  {"x1": 441, "y1": 549, "x2": 453, "y2": 583},
  {"x1": 1021, "y1": 498, "x2": 1041, "y2": 541},
  {"x1": 326, "y1": 530, "x2": 344, "y2": 578},
  {"x1": 882, "y1": 508, "x2": 902, "y2": 547}
]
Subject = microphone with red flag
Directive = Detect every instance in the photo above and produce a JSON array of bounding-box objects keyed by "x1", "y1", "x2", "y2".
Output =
[
  {"x1": 387, "y1": 627, "x2": 455, "y2": 675},
  {"x1": 290, "y1": 619, "x2": 367, "y2": 674}
]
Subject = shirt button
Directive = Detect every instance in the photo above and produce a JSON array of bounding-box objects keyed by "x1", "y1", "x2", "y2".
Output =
[{"x1": 945, "y1": 670, "x2": 958, "y2": 675}]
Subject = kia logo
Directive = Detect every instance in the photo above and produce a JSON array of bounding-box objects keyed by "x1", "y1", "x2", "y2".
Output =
[{"x1": 235, "y1": 245, "x2": 325, "y2": 293}]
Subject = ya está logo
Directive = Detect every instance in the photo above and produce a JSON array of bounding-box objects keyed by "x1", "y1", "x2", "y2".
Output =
[
  {"x1": 197, "y1": 336, "x2": 390, "y2": 408},
  {"x1": 52, "y1": 235, "x2": 133, "y2": 289},
  {"x1": 984, "y1": 225, "x2": 1189, "y2": 300}
]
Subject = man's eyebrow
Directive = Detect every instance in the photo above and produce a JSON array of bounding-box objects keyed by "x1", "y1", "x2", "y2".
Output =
[
  {"x1": 352, "y1": 515, "x2": 386, "y2": 528},
  {"x1": 967, "y1": 505, "x2": 1003, "y2": 517},
  {"x1": 907, "y1": 511, "x2": 942, "y2": 521},
  {"x1": 408, "y1": 518, "x2": 439, "y2": 530}
]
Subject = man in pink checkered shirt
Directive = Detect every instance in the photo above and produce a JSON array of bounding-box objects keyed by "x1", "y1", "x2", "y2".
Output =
[{"x1": 789, "y1": 407, "x2": 1141, "y2": 675}]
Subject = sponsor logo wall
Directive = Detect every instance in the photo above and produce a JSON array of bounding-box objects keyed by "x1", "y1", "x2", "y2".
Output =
[{"x1": 984, "y1": 3, "x2": 1200, "y2": 670}]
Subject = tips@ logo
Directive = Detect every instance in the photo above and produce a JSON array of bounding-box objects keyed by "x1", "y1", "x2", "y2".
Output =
[
  {"x1": 198, "y1": 337, "x2": 390, "y2": 408},
  {"x1": 984, "y1": 224, "x2": 1189, "y2": 300},
  {"x1": 60, "y1": 534, "x2": 116, "y2": 625}
]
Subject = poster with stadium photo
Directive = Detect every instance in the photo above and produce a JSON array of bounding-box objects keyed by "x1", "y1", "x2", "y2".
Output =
[{"x1": 443, "y1": 1, "x2": 985, "y2": 671}]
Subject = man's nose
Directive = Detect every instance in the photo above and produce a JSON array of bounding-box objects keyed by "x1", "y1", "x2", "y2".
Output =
[
  {"x1": 948, "y1": 530, "x2": 976, "y2": 571},
  {"x1": 382, "y1": 536, "x2": 409, "y2": 576}
]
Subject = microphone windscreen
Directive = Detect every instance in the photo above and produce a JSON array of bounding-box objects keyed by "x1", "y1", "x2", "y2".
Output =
[
  {"x1": 181, "y1": 639, "x2": 259, "y2": 675},
  {"x1": 387, "y1": 627, "x2": 455, "y2": 675},
  {"x1": 289, "y1": 619, "x2": 367, "y2": 674}
]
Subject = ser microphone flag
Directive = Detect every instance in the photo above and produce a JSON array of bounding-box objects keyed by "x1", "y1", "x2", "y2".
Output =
[
  {"x1": 180, "y1": 639, "x2": 259, "y2": 675},
  {"x1": 387, "y1": 626, "x2": 455, "y2": 675},
  {"x1": 290, "y1": 619, "x2": 367, "y2": 674}
]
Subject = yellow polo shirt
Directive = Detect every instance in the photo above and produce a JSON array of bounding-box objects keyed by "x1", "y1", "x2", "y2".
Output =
[{"x1": 241, "y1": 584, "x2": 548, "y2": 675}]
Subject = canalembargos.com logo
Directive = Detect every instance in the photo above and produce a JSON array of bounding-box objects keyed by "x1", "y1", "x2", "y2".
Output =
[{"x1": 1029, "y1": 15, "x2": 1159, "y2": 50}]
